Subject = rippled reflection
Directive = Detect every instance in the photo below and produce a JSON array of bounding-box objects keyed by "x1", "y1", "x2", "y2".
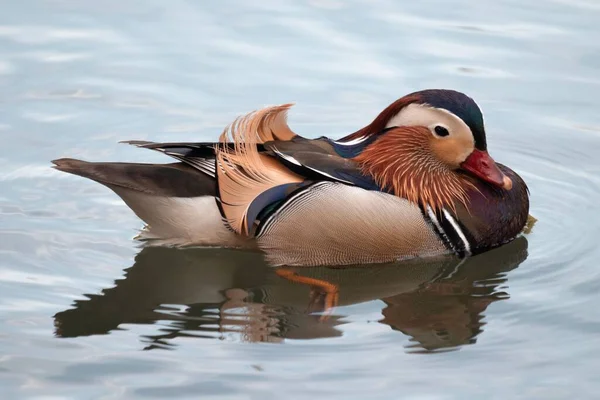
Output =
[{"x1": 54, "y1": 237, "x2": 528, "y2": 352}]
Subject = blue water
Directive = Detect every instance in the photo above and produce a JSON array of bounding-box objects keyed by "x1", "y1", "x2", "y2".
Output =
[{"x1": 2, "y1": 0, "x2": 600, "y2": 398}]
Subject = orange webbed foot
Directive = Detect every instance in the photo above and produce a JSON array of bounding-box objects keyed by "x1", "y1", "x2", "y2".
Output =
[{"x1": 276, "y1": 268, "x2": 339, "y2": 321}]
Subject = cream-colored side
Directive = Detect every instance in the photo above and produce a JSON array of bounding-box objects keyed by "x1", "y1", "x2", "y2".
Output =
[
  {"x1": 113, "y1": 188, "x2": 252, "y2": 248},
  {"x1": 257, "y1": 183, "x2": 448, "y2": 266}
]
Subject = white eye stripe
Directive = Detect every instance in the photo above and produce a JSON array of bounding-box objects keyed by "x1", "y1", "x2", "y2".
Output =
[
  {"x1": 431, "y1": 107, "x2": 474, "y2": 136},
  {"x1": 384, "y1": 103, "x2": 476, "y2": 155},
  {"x1": 385, "y1": 103, "x2": 473, "y2": 136}
]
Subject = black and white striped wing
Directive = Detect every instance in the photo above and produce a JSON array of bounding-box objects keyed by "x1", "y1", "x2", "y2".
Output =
[
  {"x1": 263, "y1": 138, "x2": 380, "y2": 191},
  {"x1": 123, "y1": 141, "x2": 218, "y2": 178}
]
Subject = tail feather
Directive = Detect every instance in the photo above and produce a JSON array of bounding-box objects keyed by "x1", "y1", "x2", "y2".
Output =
[
  {"x1": 52, "y1": 158, "x2": 215, "y2": 198},
  {"x1": 52, "y1": 158, "x2": 249, "y2": 248}
]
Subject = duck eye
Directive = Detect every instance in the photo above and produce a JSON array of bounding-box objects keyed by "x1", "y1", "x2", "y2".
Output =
[{"x1": 434, "y1": 125, "x2": 450, "y2": 137}]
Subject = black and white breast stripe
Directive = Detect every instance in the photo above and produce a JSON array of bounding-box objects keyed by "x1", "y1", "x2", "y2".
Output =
[
  {"x1": 423, "y1": 205, "x2": 473, "y2": 258},
  {"x1": 255, "y1": 182, "x2": 328, "y2": 238}
]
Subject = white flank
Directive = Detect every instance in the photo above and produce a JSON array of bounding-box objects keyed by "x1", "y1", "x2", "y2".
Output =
[{"x1": 113, "y1": 188, "x2": 249, "y2": 248}]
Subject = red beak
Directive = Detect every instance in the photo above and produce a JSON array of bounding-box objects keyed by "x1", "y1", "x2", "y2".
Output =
[{"x1": 460, "y1": 149, "x2": 513, "y2": 190}]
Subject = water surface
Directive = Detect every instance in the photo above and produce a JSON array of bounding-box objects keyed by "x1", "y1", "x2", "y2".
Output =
[{"x1": 2, "y1": 0, "x2": 600, "y2": 398}]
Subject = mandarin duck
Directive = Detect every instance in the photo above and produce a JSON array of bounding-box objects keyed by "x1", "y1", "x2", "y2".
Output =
[{"x1": 53, "y1": 89, "x2": 530, "y2": 267}]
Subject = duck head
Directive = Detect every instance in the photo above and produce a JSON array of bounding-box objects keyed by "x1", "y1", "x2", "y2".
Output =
[{"x1": 347, "y1": 89, "x2": 512, "y2": 210}]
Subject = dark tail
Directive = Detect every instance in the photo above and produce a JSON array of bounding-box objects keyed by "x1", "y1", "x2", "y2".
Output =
[
  {"x1": 51, "y1": 158, "x2": 227, "y2": 245},
  {"x1": 51, "y1": 158, "x2": 215, "y2": 197}
]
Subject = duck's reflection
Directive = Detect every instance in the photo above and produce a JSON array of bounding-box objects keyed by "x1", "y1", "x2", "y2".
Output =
[{"x1": 54, "y1": 237, "x2": 528, "y2": 351}]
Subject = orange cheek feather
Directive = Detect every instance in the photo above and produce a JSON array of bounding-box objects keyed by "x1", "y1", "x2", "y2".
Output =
[{"x1": 354, "y1": 127, "x2": 474, "y2": 212}]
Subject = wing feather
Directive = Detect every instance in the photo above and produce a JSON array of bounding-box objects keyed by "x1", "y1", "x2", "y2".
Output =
[
  {"x1": 216, "y1": 105, "x2": 304, "y2": 235},
  {"x1": 264, "y1": 138, "x2": 381, "y2": 191},
  {"x1": 122, "y1": 141, "x2": 219, "y2": 177}
]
